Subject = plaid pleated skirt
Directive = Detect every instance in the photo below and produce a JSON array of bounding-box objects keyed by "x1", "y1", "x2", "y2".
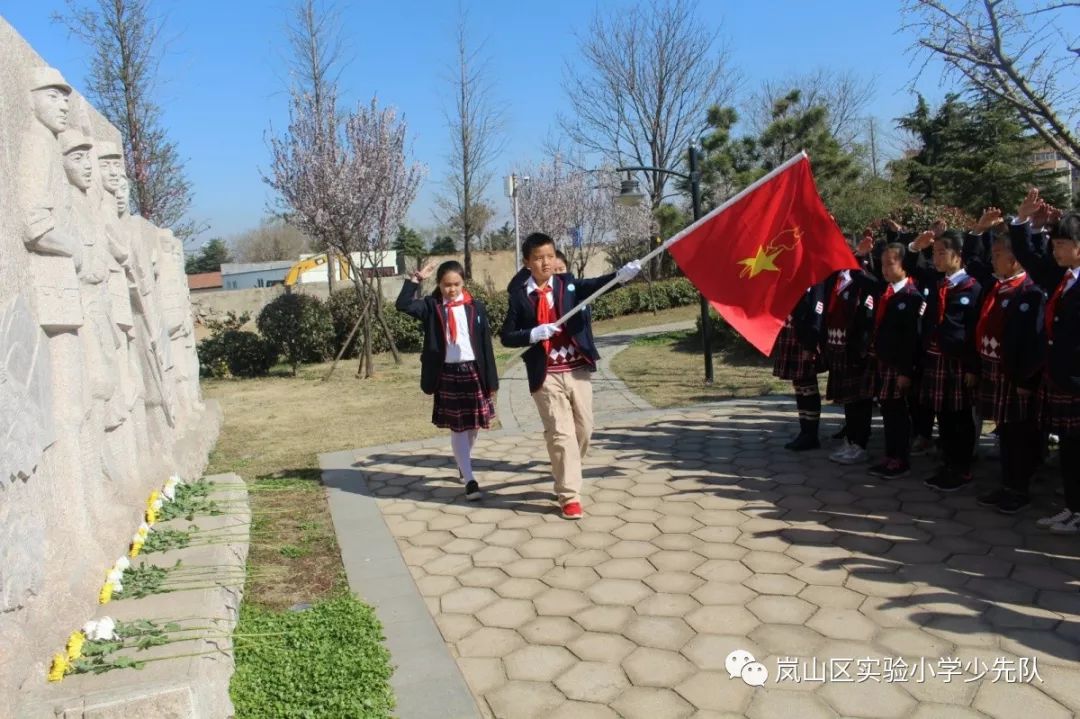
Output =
[
  {"x1": 977, "y1": 358, "x2": 1038, "y2": 425},
  {"x1": 825, "y1": 347, "x2": 871, "y2": 404},
  {"x1": 772, "y1": 323, "x2": 822, "y2": 381},
  {"x1": 1041, "y1": 383, "x2": 1080, "y2": 435},
  {"x1": 866, "y1": 356, "x2": 906, "y2": 402},
  {"x1": 918, "y1": 351, "x2": 970, "y2": 413},
  {"x1": 432, "y1": 361, "x2": 495, "y2": 432}
]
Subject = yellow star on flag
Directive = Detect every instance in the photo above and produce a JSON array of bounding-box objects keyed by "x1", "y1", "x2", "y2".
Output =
[{"x1": 738, "y1": 246, "x2": 783, "y2": 278}]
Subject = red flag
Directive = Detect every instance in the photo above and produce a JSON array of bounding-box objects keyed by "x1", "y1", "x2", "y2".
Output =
[{"x1": 667, "y1": 154, "x2": 857, "y2": 355}]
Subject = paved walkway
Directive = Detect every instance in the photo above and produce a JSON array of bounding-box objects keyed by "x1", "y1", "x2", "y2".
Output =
[{"x1": 325, "y1": 325, "x2": 1080, "y2": 719}]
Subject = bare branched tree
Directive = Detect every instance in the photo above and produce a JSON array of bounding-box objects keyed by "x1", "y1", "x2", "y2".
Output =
[
  {"x1": 229, "y1": 219, "x2": 313, "y2": 262},
  {"x1": 265, "y1": 88, "x2": 424, "y2": 378},
  {"x1": 440, "y1": 7, "x2": 504, "y2": 280},
  {"x1": 903, "y1": 0, "x2": 1080, "y2": 168},
  {"x1": 746, "y1": 68, "x2": 877, "y2": 151},
  {"x1": 55, "y1": 0, "x2": 201, "y2": 241},
  {"x1": 560, "y1": 0, "x2": 740, "y2": 209},
  {"x1": 518, "y1": 155, "x2": 651, "y2": 277}
]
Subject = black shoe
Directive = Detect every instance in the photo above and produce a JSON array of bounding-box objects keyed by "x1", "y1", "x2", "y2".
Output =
[
  {"x1": 867, "y1": 461, "x2": 891, "y2": 477},
  {"x1": 878, "y1": 460, "x2": 910, "y2": 479},
  {"x1": 976, "y1": 488, "x2": 1010, "y2": 508},
  {"x1": 923, "y1": 465, "x2": 950, "y2": 490},
  {"x1": 832, "y1": 424, "x2": 848, "y2": 440},
  {"x1": 995, "y1": 492, "x2": 1031, "y2": 515},
  {"x1": 464, "y1": 480, "x2": 482, "y2": 501},
  {"x1": 930, "y1": 472, "x2": 972, "y2": 493},
  {"x1": 784, "y1": 433, "x2": 821, "y2": 451}
]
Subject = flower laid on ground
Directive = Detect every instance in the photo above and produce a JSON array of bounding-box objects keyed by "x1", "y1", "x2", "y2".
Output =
[
  {"x1": 137, "y1": 522, "x2": 150, "y2": 539},
  {"x1": 99, "y1": 582, "x2": 114, "y2": 605},
  {"x1": 129, "y1": 533, "x2": 145, "y2": 558},
  {"x1": 47, "y1": 653, "x2": 70, "y2": 682},
  {"x1": 145, "y1": 506, "x2": 157, "y2": 525},
  {"x1": 106, "y1": 568, "x2": 124, "y2": 592},
  {"x1": 65, "y1": 631, "x2": 85, "y2": 661},
  {"x1": 114, "y1": 557, "x2": 131, "y2": 572},
  {"x1": 163, "y1": 476, "x2": 181, "y2": 501},
  {"x1": 146, "y1": 490, "x2": 160, "y2": 510},
  {"x1": 82, "y1": 617, "x2": 117, "y2": 642}
]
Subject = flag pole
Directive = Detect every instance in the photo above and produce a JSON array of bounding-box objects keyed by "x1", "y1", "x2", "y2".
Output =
[{"x1": 547, "y1": 150, "x2": 808, "y2": 330}]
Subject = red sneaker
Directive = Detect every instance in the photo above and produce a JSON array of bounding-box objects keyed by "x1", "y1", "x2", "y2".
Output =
[{"x1": 561, "y1": 501, "x2": 583, "y2": 520}]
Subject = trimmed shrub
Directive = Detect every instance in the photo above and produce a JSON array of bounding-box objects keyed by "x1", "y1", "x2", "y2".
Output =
[
  {"x1": 257, "y1": 294, "x2": 335, "y2": 375},
  {"x1": 328, "y1": 287, "x2": 423, "y2": 358}
]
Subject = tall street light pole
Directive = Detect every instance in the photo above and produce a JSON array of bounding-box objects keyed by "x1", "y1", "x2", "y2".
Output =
[{"x1": 614, "y1": 142, "x2": 714, "y2": 384}]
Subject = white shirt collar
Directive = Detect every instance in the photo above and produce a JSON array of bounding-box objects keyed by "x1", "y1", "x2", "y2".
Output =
[
  {"x1": 890, "y1": 278, "x2": 909, "y2": 293},
  {"x1": 526, "y1": 275, "x2": 553, "y2": 294},
  {"x1": 945, "y1": 268, "x2": 968, "y2": 287},
  {"x1": 836, "y1": 270, "x2": 852, "y2": 292}
]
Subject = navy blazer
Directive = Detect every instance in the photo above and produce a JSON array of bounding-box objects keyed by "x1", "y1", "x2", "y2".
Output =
[
  {"x1": 395, "y1": 280, "x2": 499, "y2": 396},
  {"x1": 825, "y1": 268, "x2": 877, "y2": 361},
  {"x1": 1010, "y1": 221, "x2": 1080, "y2": 393},
  {"x1": 873, "y1": 280, "x2": 925, "y2": 378},
  {"x1": 790, "y1": 282, "x2": 827, "y2": 353},
  {"x1": 500, "y1": 269, "x2": 617, "y2": 393}
]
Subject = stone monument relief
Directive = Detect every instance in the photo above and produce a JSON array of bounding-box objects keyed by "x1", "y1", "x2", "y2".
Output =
[{"x1": 0, "y1": 17, "x2": 220, "y2": 708}]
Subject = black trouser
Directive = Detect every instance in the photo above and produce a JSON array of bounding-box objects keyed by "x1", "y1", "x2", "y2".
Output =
[
  {"x1": 881, "y1": 398, "x2": 910, "y2": 463},
  {"x1": 1061, "y1": 435, "x2": 1080, "y2": 512},
  {"x1": 938, "y1": 407, "x2": 977, "y2": 474},
  {"x1": 845, "y1": 399, "x2": 873, "y2": 449},
  {"x1": 793, "y1": 380, "x2": 821, "y2": 435},
  {"x1": 911, "y1": 400, "x2": 935, "y2": 440},
  {"x1": 998, "y1": 420, "x2": 1041, "y2": 497}
]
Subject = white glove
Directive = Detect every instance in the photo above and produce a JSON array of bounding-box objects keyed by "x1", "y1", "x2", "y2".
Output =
[
  {"x1": 616, "y1": 260, "x2": 642, "y2": 284},
  {"x1": 530, "y1": 323, "x2": 562, "y2": 343}
]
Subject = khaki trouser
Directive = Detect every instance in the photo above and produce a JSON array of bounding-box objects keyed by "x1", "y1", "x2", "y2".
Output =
[{"x1": 532, "y1": 368, "x2": 594, "y2": 505}]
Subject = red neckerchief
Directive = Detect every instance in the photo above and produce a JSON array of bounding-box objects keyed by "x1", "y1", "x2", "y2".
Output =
[
  {"x1": 1046, "y1": 270, "x2": 1077, "y2": 341},
  {"x1": 875, "y1": 278, "x2": 911, "y2": 332},
  {"x1": 443, "y1": 290, "x2": 474, "y2": 344},
  {"x1": 975, "y1": 272, "x2": 1026, "y2": 349},
  {"x1": 534, "y1": 280, "x2": 556, "y2": 353}
]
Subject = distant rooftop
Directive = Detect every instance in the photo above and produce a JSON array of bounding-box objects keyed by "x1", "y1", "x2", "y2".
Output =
[{"x1": 220, "y1": 261, "x2": 295, "y2": 275}]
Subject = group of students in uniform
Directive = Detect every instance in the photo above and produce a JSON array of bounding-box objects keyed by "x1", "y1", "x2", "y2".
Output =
[{"x1": 773, "y1": 188, "x2": 1080, "y2": 534}]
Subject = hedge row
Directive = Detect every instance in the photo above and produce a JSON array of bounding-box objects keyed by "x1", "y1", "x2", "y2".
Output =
[{"x1": 198, "y1": 276, "x2": 703, "y2": 378}]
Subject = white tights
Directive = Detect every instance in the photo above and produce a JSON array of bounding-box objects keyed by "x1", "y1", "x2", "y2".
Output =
[{"x1": 450, "y1": 430, "x2": 478, "y2": 484}]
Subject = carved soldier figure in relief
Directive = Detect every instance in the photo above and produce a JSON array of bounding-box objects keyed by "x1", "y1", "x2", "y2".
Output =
[
  {"x1": 20, "y1": 67, "x2": 84, "y2": 333},
  {"x1": 158, "y1": 228, "x2": 200, "y2": 419}
]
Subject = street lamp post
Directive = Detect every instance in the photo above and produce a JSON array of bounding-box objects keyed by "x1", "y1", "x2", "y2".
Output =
[
  {"x1": 614, "y1": 143, "x2": 714, "y2": 384},
  {"x1": 504, "y1": 173, "x2": 528, "y2": 269}
]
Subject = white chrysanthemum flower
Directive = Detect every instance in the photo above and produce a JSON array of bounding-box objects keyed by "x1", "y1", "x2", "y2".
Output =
[
  {"x1": 113, "y1": 557, "x2": 130, "y2": 572},
  {"x1": 169, "y1": 473, "x2": 184, "y2": 485},
  {"x1": 107, "y1": 568, "x2": 124, "y2": 585},
  {"x1": 162, "y1": 484, "x2": 176, "y2": 501},
  {"x1": 137, "y1": 522, "x2": 151, "y2": 538},
  {"x1": 151, "y1": 498, "x2": 163, "y2": 510},
  {"x1": 83, "y1": 616, "x2": 117, "y2": 641}
]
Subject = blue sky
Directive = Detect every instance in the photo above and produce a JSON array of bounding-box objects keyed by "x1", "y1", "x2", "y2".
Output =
[{"x1": 3, "y1": 1, "x2": 954, "y2": 250}]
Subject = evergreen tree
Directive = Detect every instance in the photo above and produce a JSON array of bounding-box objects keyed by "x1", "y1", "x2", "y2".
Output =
[
  {"x1": 185, "y1": 237, "x2": 231, "y2": 274},
  {"x1": 392, "y1": 225, "x2": 426, "y2": 271},
  {"x1": 430, "y1": 236, "x2": 457, "y2": 255}
]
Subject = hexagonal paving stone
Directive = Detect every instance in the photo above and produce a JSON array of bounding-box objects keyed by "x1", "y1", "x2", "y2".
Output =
[
  {"x1": 555, "y1": 661, "x2": 630, "y2": 703},
  {"x1": 568, "y1": 632, "x2": 637, "y2": 663},
  {"x1": 693, "y1": 560, "x2": 752, "y2": 583},
  {"x1": 805, "y1": 607, "x2": 879, "y2": 641},
  {"x1": 531, "y1": 521, "x2": 583, "y2": 539},
  {"x1": 624, "y1": 615, "x2": 695, "y2": 651},
  {"x1": 486, "y1": 680, "x2": 567, "y2": 719},
  {"x1": 504, "y1": 558, "x2": 555, "y2": 578},
  {"x1": 457, "y1": 656, "x2": 505, "y2": 696},
  {"x1": 575, "y1": 605, "x2": 635, "y2": 633},
  {"x1": 623, "y1": 509, "x2": 663, "y2": 523},
  {"x1": 543, "y1": 566, "x2": 600, "y2": 591},
  {"x1": 748, "y1": 624, "x2": 827, "y2": 657},
  {"x1": 587, "y1": 578, "x2": 653, "y2": 606},
  {"x1": 495, "y1": 577, "x2": 547, "y2": 599},
  {"x1": 611, "y1": 687, "x2": 695, "y2": 719},
  {"x1": 434, "y1": 613, "x2": 481, "y2": 642},
  {"x1": 682, "y1": 634, "x2": 760, "y2": 673},
  {"x1": 819, "y1": 678, "x2": 918, "y2": 719},
  {"x1": 571, "y1": 532, "x2": 621, "y2": 549},
  {"x1": 411, "y1": 530, "x2": 455, "y2": 547},
  {"x1": 644, "y1": 571, "x2": 706, "y2": 594},
  {"x1": 428, "y1": 514, "x2": 469, "y2": 531},
  {"x1": 740, "y1": 550, "x2": 800, "y2": 574},
  {"x1": 608, "y1": 540, "x2": 660, "y2": 558},
  {"x1": 441, "y1": 586, "x2": 499, "y2": 614},
  {"x1": 564, "y1": 548, "x2": 615, "y2": 566},
  {"x1": 675, "y1": 670, "x2": 753, "y2": 713},
  {"x1": 486, "y1": 528, "x2": 532, "y2": 547},
  {"x1": 649, "y1": 550, "x2": 707, "y2": 573},
  {"x1": 451, "y1": 522, "x2": 496, "y2": 539},
  {"x1": 746, "y1": 690, "x2": 835, "y2": 719},
  {"x1": 476, "y1": 598, "x2": 537, "y2": 629},
  {"x1": 416, "y1": 574, "x2": 460, "y2": 597},
  {"x1": 518, "y1": 616, "x2": 584, "y2": 645},
  {"x1": 503, "y1": 644, "x2": 577, "y2": 682},
  {"x1": 474, "y1": 545, "x2": 522, "y2": 567},
  {"x1": 742, "y1": 574, "x2": 806, "y2": 596},
  {"x1": 685, "y1": 605, "x2": 761, "y2": 635},
  {"x1": 876, "y1": 628, "x2": 954, "y2": 659},
  {"x1": 798, "y1": 584, "x2": 867, "y2": 610},
  {"x1": 519, "y1": 537, "x2": 574, "y2": 559},
  {"x1": 691, "y1": 582, "x2": 757, "y2": 606},
  {"x1": 597, "y1": 557, "x2": 656, "y2": 580},
  {"x1": 458, "y1": 566, "x2": 508, "y2": 588},
  {"x1": 623, "y1": 647, "x2": 696, "y2": 687},
  {"x1": 746, "y1": 595, "x2": 816, "y2": 624},
  {"x1": 635, "y1": 592, "x2": 700, "y2": 618},
  {"x1": 546, "y1": 702, "x2": 619, "y2": 719},
  {"x1": 534, "y1": 588, "x2": 591, "y2": 616},
  {"x1": 457, "y1": 627, "x2": 525, "y2": 657},
  {"x1": 650, "y1": 534, "x2": 701, "y2": 552},
  {"x1": 614, "y1": 523, "x2": 662, "y2": 541},
  {"x1": 693, "y1": 510, "x2": 747, "y2": 527}
]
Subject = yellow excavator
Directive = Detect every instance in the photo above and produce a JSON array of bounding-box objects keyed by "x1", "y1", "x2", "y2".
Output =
[{"x1": 283, "y1": 253, "x2": 350, "y2": 288}]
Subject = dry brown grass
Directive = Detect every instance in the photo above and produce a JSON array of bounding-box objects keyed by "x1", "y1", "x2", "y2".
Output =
[
  {"x1": 610, "y1": 329, "x2": 792, "y2": 407},
  {"x1": 593, "y1": 304, "x2": 699, "y2": 335}
]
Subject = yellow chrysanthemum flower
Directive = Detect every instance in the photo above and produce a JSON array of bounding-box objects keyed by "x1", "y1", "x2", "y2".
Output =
[
  {"x1": 65, "y1": 631, "x2": 85, "y2": 661},
  {"x1": 98, "y1": 582, "x2": 113, "y2": 605},
  {"x1": 47, "y1": 653, "x2": 70, "y2": 682},
  {"x1": 145, "y1": 507, "x2": 156, "y2": 525},
  {"x1": 129, "y1": 539, "x2": 143, "y2": 558},
  {"x1": 146, "y1": 490, "x2": 160, "y2": 510}
]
